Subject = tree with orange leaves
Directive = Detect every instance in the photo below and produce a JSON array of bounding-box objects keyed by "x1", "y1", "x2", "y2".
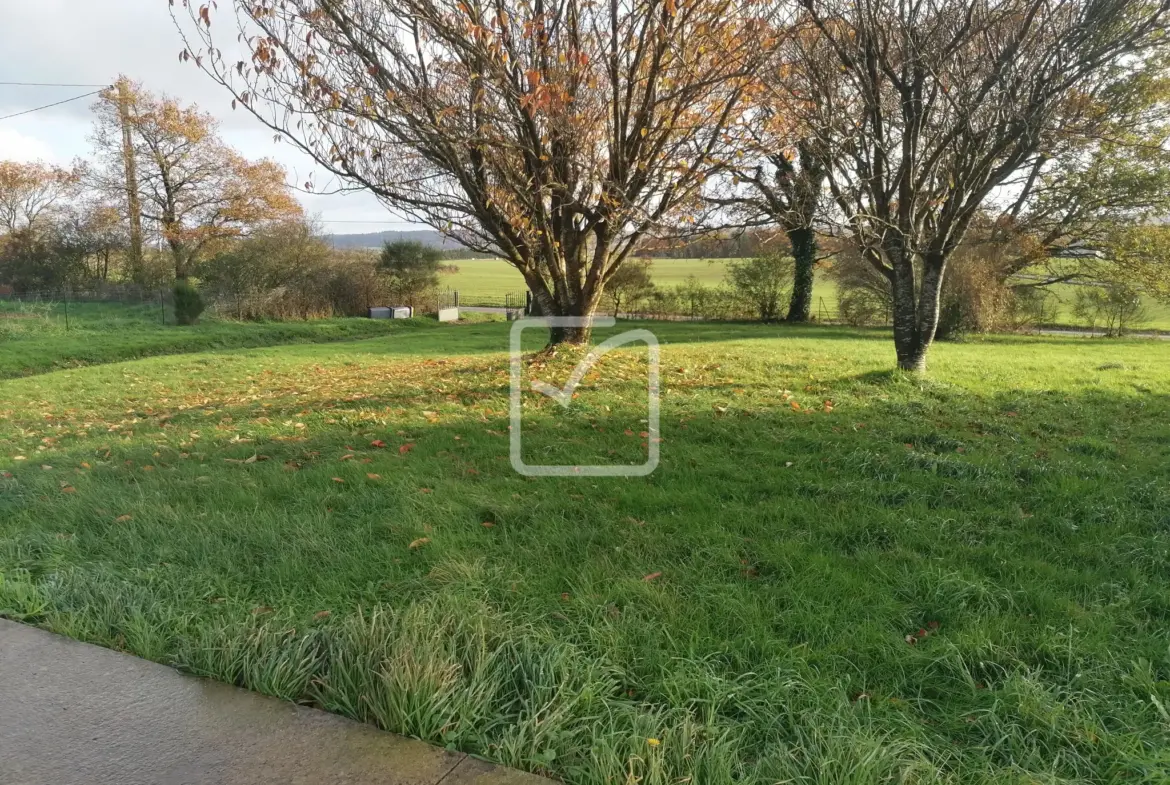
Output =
[
  {"x1": 90, "y1": 78, "x2": 301, "y2": 280},
  {"x1": 174, "y1": 0, "x2": 779, "y2": 342},
  {"x1": 0, "y1": 160, "x2": 82, "y2": 236}
]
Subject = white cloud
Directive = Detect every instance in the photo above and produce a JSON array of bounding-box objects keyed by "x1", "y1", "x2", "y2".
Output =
[{"x1": 0, "y1": 127, "x2": 57, "y2": 164}]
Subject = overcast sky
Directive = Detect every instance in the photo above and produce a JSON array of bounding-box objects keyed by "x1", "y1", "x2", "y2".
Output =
[{"x1": 0, "y1": 0, "x2": 418, "y2": 232}]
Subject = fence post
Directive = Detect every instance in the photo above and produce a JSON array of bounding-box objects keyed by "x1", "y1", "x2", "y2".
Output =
[
  {"x1": 63, "y1": 288, "x2": 70, "y2": 331},
  {"x1": 160, "y1": 290, "x2": 166, "y2": 325},
  {"x1": 454, "y1": 290, "x2": 460, "y2": 308}
]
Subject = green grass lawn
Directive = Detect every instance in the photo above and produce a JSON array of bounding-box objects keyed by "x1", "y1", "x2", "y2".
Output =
[
  {"x1": 3, "y1": 321, "x2": 1170, "y2": 784},
  {"x1": 0, "y1": 300, "x2": 432, "y2": 379}
]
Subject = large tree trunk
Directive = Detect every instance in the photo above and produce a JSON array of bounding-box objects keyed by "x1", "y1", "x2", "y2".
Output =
[
  {"x1": 785, "y1": 226, "x2": 817, "y2": 323},
  {"x1": 523, "y1": 266, "x2": 602, "y2": 346},
  {"x1": 889, "y1": 247, "x2": 947, "y2": 372}
]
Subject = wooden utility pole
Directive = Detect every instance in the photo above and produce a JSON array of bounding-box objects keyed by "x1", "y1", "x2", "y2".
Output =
[{"x1": 115, "y1": 77, "x2": 144, "y2": 281}]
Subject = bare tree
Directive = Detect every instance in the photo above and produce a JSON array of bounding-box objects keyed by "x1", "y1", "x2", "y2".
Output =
[
  {"x1": 791, "y1": 0, "x2": 1170, "y2": 370},
  {"x1": 174, "y1": 0, "x2": 777, "y2": 342}
]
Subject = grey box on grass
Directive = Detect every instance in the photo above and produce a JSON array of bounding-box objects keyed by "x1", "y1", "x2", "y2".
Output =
[{"x1": 368, "y1": 306, "x2": 414, "y2": 319}]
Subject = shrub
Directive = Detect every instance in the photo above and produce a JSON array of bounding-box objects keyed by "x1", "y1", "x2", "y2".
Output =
[
  {"x1": 828, "y1": 237, "x2": 1045, "y2": 335},
  {"x1": 199, "y1": 222, "x2": 447, "y2": 320},
  {"x1": 173, "y1": 279, "x2": 205, "y2": 325},
  {"x1": 605, "y1": 259, "x2": 655, "y2": 316},
  {"x1": 837, "y1": 287, "x2": 890, "y2": 326},
  {"x1": 825, "y1": 243, "x2": 893, "y2": 326},
  {"x1": 725, "y1": 254, "x2": 793, "y2": 321},
  {"x1": 935, "y1": 255, "x2": 1014, "y2": 340},
  {"x1": 1072, "y1": 283, "x2": 1150, "y2": 336},
  {"x1": 379, "y1": 240, "x2": 443, "y2": 305}
]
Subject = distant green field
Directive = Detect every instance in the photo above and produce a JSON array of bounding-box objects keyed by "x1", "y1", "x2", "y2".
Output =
[
  {"x1": 1033, "y1": 283, "x2": 1170, "y2": 331},
  {"x1": 446, "y1": 257, "x2": 842, "y2": 318},
  {"x1": 447, "y1": 257, "x2": 1168, "y2": 330},
  {"x1": 445, "y1": 257, "x2": 730, "y2": 296}
]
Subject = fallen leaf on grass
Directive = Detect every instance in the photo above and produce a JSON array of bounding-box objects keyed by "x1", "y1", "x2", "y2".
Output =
[
  {"x1": 115, "y1": 514, "x2": 132, "y2": 522},
  {"x1": 905, "y1": 621, "x2": 941, "y2": 645},
  {"x1": 399, "y1": 443, "x2": 415, "y2": 454},
  {"x1": 481, "y1": 521, "x2": 495, "y2": 528},
  {"x1": 332, "y1": 477, "x2": 345, "y2": 483},
  {"x1": 41, "y1": 465, "x2": 53, "y2": 471},
  {"x1": 61, "y1": 485, "x2": 76, "y2": 493},
  {"x1": 251, "y1": 605, "x2": 274, "y2": 615},
  {"x1": 419, "y1": 487, "x2": 433, "y2": 494},
  {"x1": 313, "y1": 610, "x2": 331, "y2": 621},
  {"x1": 367, "y1": 473, "x2": 381, "y2": 480},
  {"x1": 408, "y1": 537, "x2": 430, "y2": 549},
  {"x1": 642, "y1": 571, "x2": 663, "y2": 582},
  {"x1": 370, "y1": 440, "x2": 387, "y2": 448}
]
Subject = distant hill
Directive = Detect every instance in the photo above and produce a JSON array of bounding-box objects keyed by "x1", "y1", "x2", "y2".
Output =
[{"x1": 324, "y1": 229, "x2": 460, "y2": 250}]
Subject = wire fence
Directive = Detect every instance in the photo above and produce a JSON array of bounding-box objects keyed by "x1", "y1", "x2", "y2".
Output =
[
  {"x1": 0, "y1": 287, "x2": 173, "y2": 329},
  {"x1": 0, "y1": 283, "x2": 1130, "y2": 335},
  {"x1": 440, "y1": 289, "x2": 527, "y2": 309},
  {"x1": 1, "y1": 285, "x2": 858, "y2": 328}
]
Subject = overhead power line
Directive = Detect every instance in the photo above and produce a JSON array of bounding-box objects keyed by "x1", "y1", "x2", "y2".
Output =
[
  {"x1": 0, "y1": 89, "x2": 106, "y2": 122},
  {"x1": 0, "y1": 81, "x2": 110, "y2": 88}
]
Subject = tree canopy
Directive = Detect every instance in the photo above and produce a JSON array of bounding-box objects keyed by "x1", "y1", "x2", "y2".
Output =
[
  {"x1": 787, "y1": 0, "x2": 1170, "y2": 369},
  {"x1": 177, "y1": 0, "x2": 777, "y2": 341},
  {"x1": 89, "y1": 78, "x2": 302, "y2": 280}
]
